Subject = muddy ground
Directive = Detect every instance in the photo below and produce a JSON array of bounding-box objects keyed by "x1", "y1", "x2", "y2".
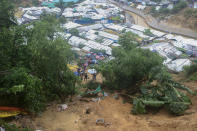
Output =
[{"x1": 12, "y1": 74, "x2": 197, "y2": 131}]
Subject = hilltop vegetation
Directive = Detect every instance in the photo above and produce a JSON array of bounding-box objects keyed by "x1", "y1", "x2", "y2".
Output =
[
  {"x1": 13, "y1": 0, "x2": 39, "y2": 7},
  {"x1": 0, "y1": 0, "x2": 78, "y2": 114},
  {"x1": 148, "y1": 0, "x2": 197, "y2": 31}
]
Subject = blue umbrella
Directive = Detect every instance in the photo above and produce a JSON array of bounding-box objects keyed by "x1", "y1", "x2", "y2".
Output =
[
  {"x1": 86, "y1": 53, "x2": 91, "y2": 57},
  {"x1": 91, "y1": 59, "x2": 97, "y2": 64},
  {"x1": 74, "y1": 72, "x2": 78, "y2": 76},
  {"x1": 98, "y1": 52, "x2": 103, "y2": 56}
]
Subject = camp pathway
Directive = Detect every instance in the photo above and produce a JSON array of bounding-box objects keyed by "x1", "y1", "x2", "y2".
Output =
[{"x1": 109, "y1": 0, "x2": 197, "y2": 39}]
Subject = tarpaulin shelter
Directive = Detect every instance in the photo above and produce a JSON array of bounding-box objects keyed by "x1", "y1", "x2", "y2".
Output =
[{"x1": 67, "y1": 64, "x2": 79, "y2": 72}]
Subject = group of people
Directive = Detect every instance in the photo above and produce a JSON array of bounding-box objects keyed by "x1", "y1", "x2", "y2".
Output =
[
  {"x1": 77, "y1": 67, "x2": 97, "y2": 81},
  {"x1": 77, "y1": 67, "x2": 88, "y2": 81}
]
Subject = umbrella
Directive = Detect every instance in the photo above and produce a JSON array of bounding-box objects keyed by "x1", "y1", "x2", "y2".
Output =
[
  {"x1": 86, "y1": 53, "x2": 91, "y2": 57},
  {"x1": 88, "y1": 69, "x2": 97, "y2": 74},
  {"x1": 91, "y1": 59, "x2": 97, "y2": 64},
  {"x1": 74, "y1": 72, "x2": 79, "y2": 76},
  {"x1": 84, "y1": 63, "x2": 88, "y2": 66},
  {"x1": 98, "y1": 52, "x2": 103, "y2": 56},
  {"x1": 96, "y1": 55, "x2": 100, "y2": 59}
]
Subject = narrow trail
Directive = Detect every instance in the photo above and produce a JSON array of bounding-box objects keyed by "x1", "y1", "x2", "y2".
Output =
[{"x1": 109, "y1": 0, "x2": 197, "y2": 39}]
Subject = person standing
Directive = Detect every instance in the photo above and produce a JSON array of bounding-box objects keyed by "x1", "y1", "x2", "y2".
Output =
[
  {"x1": 80, "y1": 70, "x2": 84, "y2": 80},
  {"x1": 93, "y1": 73, "x2": 96, "y2": 81},
  {"x1": 84, "y1": 73, "x2": 88, "y2": 81}
]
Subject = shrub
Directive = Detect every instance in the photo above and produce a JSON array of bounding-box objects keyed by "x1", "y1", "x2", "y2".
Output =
[
  {"x1": 159, "y1": 8, "x2": 170, "y2": 14},
  {"x1": 69, "y1": 28, "x2": 79, "y2": 36},
  {"x1": 172, "y1": 1, "x2": 187, "y2": 13},
  {"x1": 184, "y1": 63, "x2": 197, "y2": 81},
  {"x1": 143, "y1": 29, "x2": 155, "y2": 37},
  {"x1": 0, "y1": 67, "x2": 46, "y2": 114},
  {"x1": 0, "y1": 120, "x2": 32, "y2": 131},
  {"x1": 184, "y1": 64, "x2": 197, "y2": 76}
]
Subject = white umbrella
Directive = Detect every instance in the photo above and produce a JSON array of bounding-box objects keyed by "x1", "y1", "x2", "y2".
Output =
[{"x1": 88, "y1": 69, "x2": 97, "y2": 74}]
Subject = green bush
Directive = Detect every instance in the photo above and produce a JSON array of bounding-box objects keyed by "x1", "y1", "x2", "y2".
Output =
[
  {"x1": 0, "y1": 12, "x2": 78, "y2": 114},
  {"x1": 172, "y1": 1, "x2": 187, "y2": 13},
  {"x1": 184, "y1": 64, "x2": 197, "y2": 76},
  {"x1": 160, "y1": 8, "x2": 170, "y2": 14},
  {"x1": 99, "y1": 32, "x2": 163, "y2": 90},
  {"x1": 69, "y1": 28, "x2": 79, "y2": 36},
  {"x1": 0, "y1": 120, "x2": 32, "y2": 131},
  {"x1": 98, "y1": 32, "x2": 193, "y2": 115},
  {"x1": 90, "y1": 49, "x2": 106, "y2": 54},
  {"x1": 143, "y1": 29, "x2": 155, "y2": 37},
  {"x1": 184, "y1": 64, "x2": 197, "y2": 81},
  {"x1": 0, "y1": 67, "x2": 46, "y2": 114}
]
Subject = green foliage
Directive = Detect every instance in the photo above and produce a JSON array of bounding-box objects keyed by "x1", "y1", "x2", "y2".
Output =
[
  {"x1": 143, "y1": 29, "x2": 155, "y2": 37},
  {"x1": 98, "y1": 32, "x2": 193, "y2": 115},
  {"x1": 99, "y1": 33, "x2": 163, "y2": 90},
  {"x1": 151, "y1": 0, "x2": 161, "y2": 2},
  {"x1": 150, "y1": 7, "x2": 156, "y2": 14},
  {"x1": 159, "y1": 8, "x2": 170, "y2": 14},
  {"x1": 0, "y1": 0, "x2": 16, "y2": 28},
  {"x1": 69, "y1": 28, "x2": 79, "y2": 36},
  {"x1": 184, "y1": 8, "x2": 197, "y2": 18},
  {"x1": 0, "y1": 13, "x2": 78, "y2": 114},
  {"x1": 0, "y1": 120, "x2": 32, "y2": 131},
  {"x1": 55, "y1": 0, "x2": 66, "y2": 11},
  {"x1": 151, "y1": 1, "x2": 187, "y2": 16},
  {"x1": 59, "y1": 17, "x2": 67, "y2": 24},
  {"x1": 95, "y1": 32, "x2": 99, "y2": 35},
  {"x1": 95, "y1": 38, "x2": 104, "y2": 43},
  {"x1": 32, "y1": 0, "x2": 39, "y2": 6},
  {"x1": 90, "y1": 49, "x2": 106, "y2": 54},
  {"x1": 184, "y1": 63, "x2": 197, "y2": 81},
  {"x1": 172, "y1": 1, "x2": 187, "y2": 13},
  {"x1": 79, "y1": 44, "x2": 85, "y2": 49},
  {"x1": 132, "y1": 99, "x2": 146, "y2": 114},
  {"x1": 111, "y1": 16, "x2": 121, "y2": 23},
  {"x1": 132, "y1": 72, "x2": 193, "y2": 115},
  {"x1": 0, "y1": 67, "x2": 46, "y2": 114},
  {"x1": 118, "y1": 32, "x2": 139, "y2": 50}
]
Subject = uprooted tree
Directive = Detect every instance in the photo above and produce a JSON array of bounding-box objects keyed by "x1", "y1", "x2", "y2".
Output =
[{"x1": 98, "y1": 32, "x2": 195, "y2": 115}]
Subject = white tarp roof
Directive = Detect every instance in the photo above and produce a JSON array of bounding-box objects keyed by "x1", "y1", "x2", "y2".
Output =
[
  {"x1": 104, "y1": 23, "x2": 125, "y2": 32},
  {"x1": 166, "y1": 59, "x2": 191, "y2": 72},
  {"x1": 84, "y1": 30, "x2": 98, "y2": 40},
  {"x1": 82, "y1": 46, "x2": 91, "y2": 52},
  {"x1": 137, "y1": 5, "x2": 146, "y2": 10},
  {"x1": 98, "y1": 31, "x2": 119, "y2": 41},
  {"x1": 102, "y1": 39, "x2": 114, "y2": 46},
  {"x1": 68, "y1": 36, "x2": 87, "y2": 47},
  {"x1": 126, "y1": 28, "x2": 150, "y2": 39},
  {"x1": 130, "y1": 24, "x2": 147, "y2": 32},
  {"x1": 77, "y1": 24, "x2": 103, "y2": 31},
  {"x1": 23, "y1": 13, "x2": 38, "y2": 20},
  {"x1": 62, "y1": 22, "x2": 82, "y2": 30},
  {"x1": 142, "y1": 42, "x2": 182, "y2": 60}
]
